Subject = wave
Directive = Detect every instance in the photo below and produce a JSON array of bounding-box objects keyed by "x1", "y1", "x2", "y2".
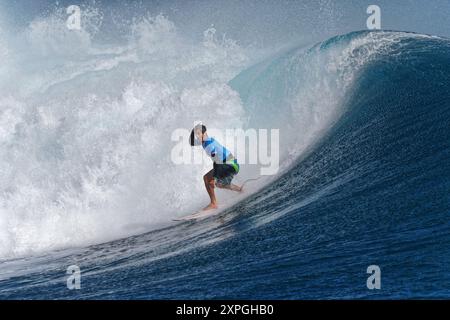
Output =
[{"x1": 0, "y1": 8, "x2": 446, "y2": 261}]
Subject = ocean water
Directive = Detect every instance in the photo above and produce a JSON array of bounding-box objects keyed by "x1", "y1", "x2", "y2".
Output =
[{"x1": 0, "y1": 2, "x2": 450, "y2": 299}]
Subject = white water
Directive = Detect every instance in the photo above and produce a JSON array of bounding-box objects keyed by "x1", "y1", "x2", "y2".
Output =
[{"x1": 0, "y1": 11, "x2": 253, "y2": 258}]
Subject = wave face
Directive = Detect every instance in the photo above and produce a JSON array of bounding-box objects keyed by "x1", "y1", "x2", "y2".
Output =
[{"x1": 1, "y1": 27, "x2": 450, "y2": 299}]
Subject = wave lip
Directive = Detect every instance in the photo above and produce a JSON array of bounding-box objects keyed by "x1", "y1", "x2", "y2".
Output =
[{"x1": 230, "y1": 30, "x2": 430, "y2": 170}]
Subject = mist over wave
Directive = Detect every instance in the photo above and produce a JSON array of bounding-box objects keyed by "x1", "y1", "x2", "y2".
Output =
[{"x1": 0, "y1": 10, "x2": 252, "y2": 258}]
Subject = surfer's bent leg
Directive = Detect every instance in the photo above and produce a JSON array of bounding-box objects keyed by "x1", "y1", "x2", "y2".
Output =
[
  {"x1": 203, "y1": 169, "x2": 218, "y2": 210},
  {"x1": 214, "y1": 163, "x2": 241, "y2": 192}
]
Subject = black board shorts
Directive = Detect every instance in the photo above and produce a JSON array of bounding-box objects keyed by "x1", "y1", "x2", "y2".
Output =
[{"x1": 213, "y1": 161, "x2": 239, "y2": 186}]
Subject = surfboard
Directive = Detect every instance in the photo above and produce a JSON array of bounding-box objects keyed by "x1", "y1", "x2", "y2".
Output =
[{"x1": 172, "y1": 209, "x2": 220, "y2": 221}]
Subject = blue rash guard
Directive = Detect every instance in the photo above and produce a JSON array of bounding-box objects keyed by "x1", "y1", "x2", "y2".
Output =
[{"x1": 202, "y1": 137, "x2": 239, "y2": 174}]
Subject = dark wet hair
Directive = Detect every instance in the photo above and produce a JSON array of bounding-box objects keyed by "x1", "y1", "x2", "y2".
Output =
[{"x1": 190, "y1": 124, "x2": 207, "y2": 146}]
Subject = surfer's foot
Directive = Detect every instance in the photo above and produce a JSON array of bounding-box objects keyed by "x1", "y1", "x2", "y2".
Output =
[{"x1": 203, "y1": 203, "x2": 218, "y2": 211}]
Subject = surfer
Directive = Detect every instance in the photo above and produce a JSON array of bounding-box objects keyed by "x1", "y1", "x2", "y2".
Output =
[{"x1": 190, "y1": 124, "x2": 242, "y2": 211}]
